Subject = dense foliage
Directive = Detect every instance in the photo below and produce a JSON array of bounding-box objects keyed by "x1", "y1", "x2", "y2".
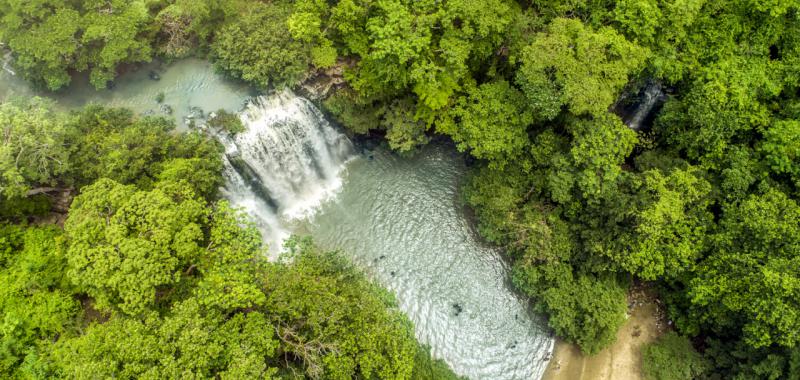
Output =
[
  {"x1": 211, "y1": 1, "x2": 309, "y2": 88},
  {"x1": 283, "y1": 0, "x2": 800, "y2": 377},
  {"x1": 0, "y1": 104, "x2": 458, "y2": 379},
  {"x1": 0, "y1": 0, "x2": 307, "y2": 90},
  {"x1": 1, "y1": 98, "x2": 223, "y2": 204},
  {"x1": 642, "y1": 332, "x2": 709, "y2": 380},
  {"x1": 0, "y1": 0, "x2": 152, "y2": 89},
  {"x1": 3, "y1": 0, "x2": 800, "y2": 378}
]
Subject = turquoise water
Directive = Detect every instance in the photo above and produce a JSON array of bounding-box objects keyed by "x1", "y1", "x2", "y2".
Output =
[
  {"x1": 1, "y1": 59, "x2": 553, "y2": 379},
  {"x1": 0, "y1": 58, "x2": 252, "y2": 129},
  {"x1": 304, "y1": 145, "x2": 553, "y2": 379}
]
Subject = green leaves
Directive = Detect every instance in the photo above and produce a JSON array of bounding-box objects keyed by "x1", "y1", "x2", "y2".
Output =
[
  {"x1": 382, "y1": 98, "x2": 429, "y2": 153},
  {"x1": 65, "y1": 105, "x2": 224, "y2": 195},
  {"x1": 642, "y1": 332, "x2": 709, "y2": 380},
  {"x1": 0, "y1": 225, "x2": 78, "y2": 375},
  {"x1": 63, "y1": 180, "x2": 268, "y2": 316},
  {"x1": 687, "y1": 188, "x2": 800, "y2": 348},
  {"x1": 567, "y1": 115, "x2": 638, "y2": 200},
  {"x1": 64, "y1": 179, "x2": 207, "y2": 315},
  {"x1": 516, "y1": 18, "x2": 649, "y2": 119},
  {"x1": 193, "y1": 202, "x2": 266, "y2": 311},
  {"x1": 341, "y1": 0, "x2": 515, "y2": 108},
  {"x1": 760, "y1": 120, "x2": 800, "y2": 182},
  {"x1": 0, "y1": 0, "x2": 154, "y2": 89},
  {"x1": 81, "y1": 1, "x2": 152, "y2": 88},
  {"x1": 437, "y1": 80, "x2": 532, "y2": 167},
  {"x1": 611, "y1": 167, "x2": 712, "y2": 280},
  {"x1": 0, "y1": 98, "x2": 69, "y2": 199},
  {"x1": 212, "y1": 2, "x2": 309, "y2": 89},
  {"x1": 155, "y1": 0, "x2": 220, "y2": 58},
  {"x1": 514, "y1": 264, "x2": 628, "y2": 355},
  {"x1": 655, "y1": 56, "x2": 779, "y2": 165},
  {"x1": 53, "y1": 299, "x2": 280, "y2": 379},
  {"x1": 7, "y1": 7, "x2": 81, "y2": 90},
  {"x1": 264, "y1": 237, "x2": 417, "y2": 380}
]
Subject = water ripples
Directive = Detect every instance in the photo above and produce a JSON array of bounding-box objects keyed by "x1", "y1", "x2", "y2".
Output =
[{"x1": 306, "y1": 145, "x2": 553, "y2": 380}]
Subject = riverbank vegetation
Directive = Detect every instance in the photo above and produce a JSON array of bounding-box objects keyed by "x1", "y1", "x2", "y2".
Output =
[
  {"x1": 2, "y1": 0, "x2": 800, "y2": 379},
  {"x1": 0, "y1": 99, "x2": 460, "y2": 378}
]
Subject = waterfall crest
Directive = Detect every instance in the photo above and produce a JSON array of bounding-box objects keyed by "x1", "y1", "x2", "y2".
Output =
[{"x1": 220, "y1": 89, "x2": 354, "y2": 252}]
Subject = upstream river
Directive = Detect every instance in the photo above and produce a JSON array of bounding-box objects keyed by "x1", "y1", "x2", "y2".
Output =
[{"x1": 0, "y1": 59, "x2": 553, "y2": 379}]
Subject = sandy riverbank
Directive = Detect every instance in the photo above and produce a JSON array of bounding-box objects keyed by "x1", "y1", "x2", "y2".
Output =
[{"x1": 542, "y1": 288, "x2": 667, "y2": 380}]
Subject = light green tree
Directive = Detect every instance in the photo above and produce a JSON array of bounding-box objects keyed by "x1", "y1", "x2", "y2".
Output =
[
  {"x1": 0, "y1": 225, "x2": 78, "y2": 375},
  {"x1": 687, "y1": 188, "x2": 800, "y2": 348},
  {"x1": 53, "y1": 300, "x2": 280, "y2": 379},
  {"x1": 0, "y1": 98, "x2": 69, "y2": 199},
  {"x1": 64, "y1": 179, "x2": 207, "y2": 315},
  {"x1": 605, "y1": 167, "x2": 712, "y2": 280},
  {"x1": 516, "y1": 17, "x2": 649, "y2": 119}
]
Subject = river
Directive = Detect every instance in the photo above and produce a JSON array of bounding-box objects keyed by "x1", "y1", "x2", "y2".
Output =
[{"x1": 0, "y1": 59, "x2": 554, "y2": 380}]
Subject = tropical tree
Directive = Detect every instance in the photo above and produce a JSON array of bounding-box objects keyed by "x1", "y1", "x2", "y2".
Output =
[
  {"x1": 437, "y1": 80, "x2": 532, "y2": 167},
  {"x1": 0, "y1": 98, "x2": 69, "y2": 199},
  {"x1": 686, "y1": 188, "x2": 800, "y2": 348},
  {"x1": 516, "y1": 17, "x2": 649, "y2": 120},
  {"x1": 212, "y1": 1, "x2": 309, "y2": 89}
]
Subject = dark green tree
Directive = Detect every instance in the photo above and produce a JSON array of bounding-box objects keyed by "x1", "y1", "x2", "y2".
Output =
[
  {"x1": 516, "y1": 17, "x2": 649, "y2": 120},
  {"x1": 212, "y1": 1, "x2": 309, "y2": 89}
]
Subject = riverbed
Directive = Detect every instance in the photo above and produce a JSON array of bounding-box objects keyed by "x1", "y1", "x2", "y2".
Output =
[{"x1": 1, "y1": 59, "x2": 554, "y2": 380}]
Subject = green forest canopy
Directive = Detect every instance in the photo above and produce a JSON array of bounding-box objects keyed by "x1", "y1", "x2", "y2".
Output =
[
  {"x1": 0, "y1": 102, "x2": 461, "y2": 379},
  {"x1": 2, "y1": 0, "x2": 800, "y2": 379}
]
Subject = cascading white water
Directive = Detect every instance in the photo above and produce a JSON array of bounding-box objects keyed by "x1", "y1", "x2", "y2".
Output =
[
  {"x1": 625, "y1": 82, "x2": 666, "y2": 131},
  {"x1": 220, "y1": 91, "x2": 554, "y2": 379},
  {"x1": 6, "y1": 59, "x2": 555, "y2": 380},
  {"x1": 219, "y1": 89, "x2": 354, "y2": 253},
  {"x1": 1, "y1": 50, "x2": 16, "y2": 76}
]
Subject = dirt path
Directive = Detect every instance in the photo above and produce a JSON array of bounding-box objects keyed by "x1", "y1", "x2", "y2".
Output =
[{"x1": 542, "y1": 289, "x2": 666, "y2": 380}]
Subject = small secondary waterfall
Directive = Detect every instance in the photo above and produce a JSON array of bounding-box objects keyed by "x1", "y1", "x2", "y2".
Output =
[
  {"x1": 220, "y1": 90, "x2": 354, "y2": 252},
  {"x1": 1, "y1": 50, "x2": 15, "y2": 76},
  {"x1": 622, "y1": 81, "x2": 666, "y2": 131}
]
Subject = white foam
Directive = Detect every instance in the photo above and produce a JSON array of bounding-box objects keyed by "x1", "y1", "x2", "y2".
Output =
[{"x1": 220, "y1": 89, "x2": 354, "y2": 253}]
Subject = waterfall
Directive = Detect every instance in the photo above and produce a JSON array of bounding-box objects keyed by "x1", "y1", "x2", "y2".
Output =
[
  {"x1": 624, "y1": 82, "x2": 666, "y2": 131},
  {"x1": 219, "y1": 89, "x2": 354, "y2": 253},
  {"x1": 1, "y1": 50, "x2": 15, "y2": 76}
]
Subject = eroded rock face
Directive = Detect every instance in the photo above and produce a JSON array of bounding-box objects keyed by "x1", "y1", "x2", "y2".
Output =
[{"x1": 297, "y1": 59, "x2": 354, "y2": 100}]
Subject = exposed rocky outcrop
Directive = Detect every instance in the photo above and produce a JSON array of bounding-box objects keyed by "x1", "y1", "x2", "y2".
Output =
[{"x1": 296, "y1": 58, "x2": 355, "y2": 101}]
